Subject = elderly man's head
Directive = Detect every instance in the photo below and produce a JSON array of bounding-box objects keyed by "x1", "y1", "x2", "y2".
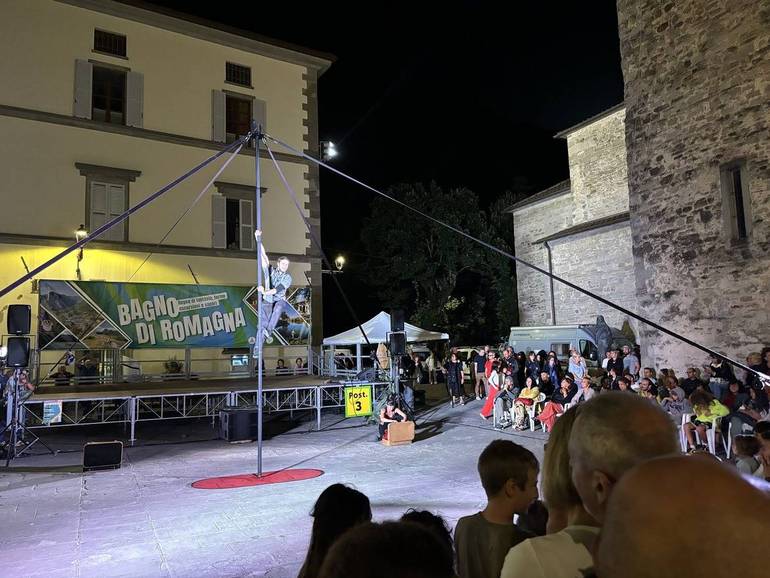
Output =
[
  {"x1": 596, "y1": 455, "x2": 770, "y2": 577},
  {"x1": 568, "y1": 393, "x2": 678, "y2": 522}
]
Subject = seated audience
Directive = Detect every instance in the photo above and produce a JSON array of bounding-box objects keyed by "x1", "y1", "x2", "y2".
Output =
[
  {"x1": 536, "y1": 378, "x2": 576, "y2": 432},
  {"x1": 494, "y1": 375, "x2": 519, "y2": 428},
  {"x1": 728, "y1": 386, "x2": 769, "y2": 444},
  {"x1": 298, "y1": 484, "x2": 372, "y2": 578},
  {"x1": 682, "y1": 390, "x2": 729, "y2": 451},
  {"x1": 512, "y1": 377, "x2": 540, "y2": 430},
  {"x1": 595, "y1": 455, "x2": 770, "y2": 578},
  {"x1": 720, "y1": 379, "x2": 749, "y2": 412},
  {"x1": 680, "y1": 367, "x2": 703, "y2": 396},
  {"x1": 571, "y1": 376, "x2": 596, "y2": 405},
  {"x1": 659, "y1": 385, "x2": 691, "y2": 422},
  {"x1": 568, "y1": 393, "x2": 679, "y2": 524},
  {"x1": 733, "y1": 434, "x2": 760, "y2": 476},
  {"x1": 320, "y1": 521, "x2": 454, "y2": 578},
  {"x1": 454, "y1": 440, "x2": 538, "y2": 578},
  {"x1": 538, "y1": 371, "x2": 555, "y2": 397},
  {"x1": 501, "y1": 405, "x2": 599, "y2": 578}
]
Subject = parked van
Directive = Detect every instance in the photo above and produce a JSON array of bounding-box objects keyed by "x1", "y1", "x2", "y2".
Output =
[{"x1": 507, "y1": 324, "x2": 634, "y2": 366}]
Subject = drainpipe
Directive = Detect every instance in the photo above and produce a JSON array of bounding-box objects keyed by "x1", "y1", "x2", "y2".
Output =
[{"x1": 545, "y1": 241, "x2": 556, "y2": 325}]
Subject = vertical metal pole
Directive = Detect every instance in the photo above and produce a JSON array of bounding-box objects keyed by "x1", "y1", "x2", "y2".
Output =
[
  {"x1": 129, "y1": 397, "x2": 136, "y2": 445},
  {"x1": 316, "y1": 386, "x2": 322, "y2": 431},
  {"x1": 254, "y1": 121, "x2": 264, "y2": 477}
]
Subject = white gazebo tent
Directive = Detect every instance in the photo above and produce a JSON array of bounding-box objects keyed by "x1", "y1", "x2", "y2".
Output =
[{"x1": 322, "y1": 311, "x2": 449, "y2": 372}]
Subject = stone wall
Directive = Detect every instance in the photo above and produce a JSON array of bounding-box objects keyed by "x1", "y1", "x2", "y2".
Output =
[
  {"x1": 550, "y1": 224, "x2": 636, "y2": 330},
  {"x1": 513, "y1": 194, "x2": 573, "y2": 326},
  {"x1": 617, "y1": 0, "x2": 770, "y2": 372},
  {"x1": 566, "y1": 108, "x2": 630, "y2": 224},
  {"x1": 513, "y1": 107, "x2": 637, "y2": 335}
]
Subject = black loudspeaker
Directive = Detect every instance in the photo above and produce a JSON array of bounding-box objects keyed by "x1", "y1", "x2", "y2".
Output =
[
  {"x1": 7, "y1": 304, "x2": 31, "y2": 335},
  {"x1": 220, "y1": 407, "x2": 258, "y2": 441},
  {"x1": 83, "y1": 441, "x2": 123, "y2": 471},
  {"x1": 390, "y1": 309, "x2": 405, "y2": 332},
  {"x1": 6, "y1": 337, "x2": 30, "y2": 367},
  {"x1": 389, "y1": 332, "x2": 406, "y2": 356}
]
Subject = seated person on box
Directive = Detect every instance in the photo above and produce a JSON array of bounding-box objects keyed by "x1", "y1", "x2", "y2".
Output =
[{"x1": 378, "y1": 395, "x2": 408, "y2": 441}]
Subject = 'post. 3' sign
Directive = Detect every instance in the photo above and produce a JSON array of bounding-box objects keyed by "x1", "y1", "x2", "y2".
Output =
[{"x1": 344, "y1": 385, "x2": 373, "y2": 418}]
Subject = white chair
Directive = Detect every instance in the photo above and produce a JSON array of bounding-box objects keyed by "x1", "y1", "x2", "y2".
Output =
[
  {"x1": 679, "y1": 413, "x2": 694, "y2": 452},
  {"x1": 694, "y1": 416, "x2": 721, "y2": 455},
  {"x1": 527, "y1": 393, "x2": 546, "y2": 432}
]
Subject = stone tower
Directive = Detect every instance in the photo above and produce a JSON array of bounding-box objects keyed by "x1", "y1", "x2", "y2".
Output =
[{"x1": 617, "y1": 0, "x2": 770, "y2": 369}]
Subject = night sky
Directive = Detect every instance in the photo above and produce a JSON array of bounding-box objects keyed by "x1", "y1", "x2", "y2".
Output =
[{"x1": 141, "y1": 1, "x2": 624, "y2": 336}]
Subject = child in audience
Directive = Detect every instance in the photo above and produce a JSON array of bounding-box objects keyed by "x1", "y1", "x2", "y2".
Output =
[
  {"x1": 683, "y1": 390, "x2": 730, "y2": 451},
  {"x1": 733, "y1": 434, "x2": 760, "y2": 476},
  {"x1": 454, "y1": 440, "x2": 539, "y2": 578}
]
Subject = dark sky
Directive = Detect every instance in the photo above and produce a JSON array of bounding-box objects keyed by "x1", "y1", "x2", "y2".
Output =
[{"x1": 142, "y1": 1, "x2": 624, "y2": 335}]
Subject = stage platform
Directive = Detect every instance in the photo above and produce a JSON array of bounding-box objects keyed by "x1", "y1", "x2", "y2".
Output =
[
  {"x1": 29, "y1": 375, "x2": 333, "y2": 401},
  {"x1": 20, "y1": 375, "x2": 388, "y2": 444}
]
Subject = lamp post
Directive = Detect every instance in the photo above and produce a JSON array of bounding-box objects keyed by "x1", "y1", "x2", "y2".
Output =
[
  {"x1": 322, "y1": 254, "x2": 346, "y2": 275},
  {"x1": 320, "y1": 141, "x2": 338, "y2": 162},
  {"x1": 75, "y1": 224, "x2": 88, "y2": 280}
]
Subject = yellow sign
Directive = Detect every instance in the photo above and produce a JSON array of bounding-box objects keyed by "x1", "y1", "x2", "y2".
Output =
[{"x1": 344, "y1": 385, "x2": 373, "y2": 418}]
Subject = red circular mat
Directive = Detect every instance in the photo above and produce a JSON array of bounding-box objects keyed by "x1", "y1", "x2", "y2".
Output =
[{"x1": 192, "y1": 469, "x2": 323, "y2": 489}]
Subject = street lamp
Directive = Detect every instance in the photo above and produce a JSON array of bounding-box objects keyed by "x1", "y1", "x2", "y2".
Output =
[
  {"x1": 75, "y1": 224, "x2": 88, "y2": 280},
  {"x1": 334, "y1": 255, "x2": 346, "y2": 271}
]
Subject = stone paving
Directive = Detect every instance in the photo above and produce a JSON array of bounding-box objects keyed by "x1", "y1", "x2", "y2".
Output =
[{"x1": 1, "y1": 398, "x2": 547, "y2": 578}]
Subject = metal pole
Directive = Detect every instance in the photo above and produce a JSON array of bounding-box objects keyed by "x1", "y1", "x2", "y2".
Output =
[{"x1": 254, "y1": 121, "x2": 264, "y2": 477}]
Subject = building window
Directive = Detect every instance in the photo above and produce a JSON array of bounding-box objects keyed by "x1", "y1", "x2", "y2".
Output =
[
  {"x1": 212, "y1": 182, "x2": 265, "y2": 250},
  {"x1": 720, "y1": 161, "x2": 752, "y2": 241},
  {"x1": 76, "y1": 163, "x2": 141, "y2": 243},
  {"x1": 226, "y1": 62, "x2": 252, "y2": 87},
  {"x1": 225, "y1": 94, "x2": 252, "y2": 143},
  {"x1": 92, "y1": 66, "x2": 126, "y2": 125},
  {"x1": 94, "y1": 30, "x2": 127, "y2": 58}
]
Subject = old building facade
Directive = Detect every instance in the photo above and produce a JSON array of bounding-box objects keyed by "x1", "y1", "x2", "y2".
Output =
[
  {"x1": 513, "y1": 0, "x2": 769, "y2": 372},
  {"x1": 617, "y1": 0, "x2": 770, "y2": 371},
  {"x1": 0, "y1": 0, "x2": 332, "y2": 376}
]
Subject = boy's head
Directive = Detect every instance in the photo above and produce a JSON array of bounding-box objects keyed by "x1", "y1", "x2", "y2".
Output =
[
  {"x1": 734, "y1": 434, "x2": 760, "y2": 458},
  {"x1": 754, "y1": 421, "x2": 770, "y2": 437},
  {"x1": 477, "y1": 440, "x2": 539, "y2": 513}
]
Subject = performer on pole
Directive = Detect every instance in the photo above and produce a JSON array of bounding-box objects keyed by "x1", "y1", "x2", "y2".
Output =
[{"x1": 254, "y1": 230, "x2": 292, "y2": 346}]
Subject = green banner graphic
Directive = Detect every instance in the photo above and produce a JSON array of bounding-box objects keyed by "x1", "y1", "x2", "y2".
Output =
[{"x1": 38, "y1": 280, "x2": 311, "y2": 350}]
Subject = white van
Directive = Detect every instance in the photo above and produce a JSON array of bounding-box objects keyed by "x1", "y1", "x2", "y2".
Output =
[{"x1": 507, "y1": 324, "x2": 634, "y2": 366}]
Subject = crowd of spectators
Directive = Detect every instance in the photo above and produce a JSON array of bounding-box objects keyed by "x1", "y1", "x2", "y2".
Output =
[{"x1": 297, "y1": 393, "x2": 769, "y2": 577}]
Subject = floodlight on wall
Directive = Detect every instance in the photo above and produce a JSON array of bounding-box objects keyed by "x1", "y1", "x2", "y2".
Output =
[
  {"x1": 75, "y1": 224, "x2": 88, "y2": 280},
  {"x1": 321, "y1": 141, "x2": 338, "y2": 161}
]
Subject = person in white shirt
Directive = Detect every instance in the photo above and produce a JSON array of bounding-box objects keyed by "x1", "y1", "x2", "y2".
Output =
[{"x1": 500, "y1": 405, "x2": 599, "y2": 578}]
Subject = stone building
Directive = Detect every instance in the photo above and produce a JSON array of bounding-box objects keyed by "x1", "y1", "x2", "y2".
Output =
[
  {"x1": 512, "y1": 0, "x2": 769, "y2": 373},
  {"x1": 510, "y1": 105, "x2": 636, "y2": 335},
  {"x1": 617, "y1": 0, "x2": 770, "y2": 372}
]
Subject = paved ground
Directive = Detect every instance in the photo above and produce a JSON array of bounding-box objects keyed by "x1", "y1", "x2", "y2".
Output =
[{"x1": 1, "y1": 395, "x2": 547, "y2": 578}]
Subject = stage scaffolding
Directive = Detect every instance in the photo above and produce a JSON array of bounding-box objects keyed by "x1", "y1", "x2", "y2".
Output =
[{"x1": 20, "y1": 380, "x2": 388, "y2": 445}]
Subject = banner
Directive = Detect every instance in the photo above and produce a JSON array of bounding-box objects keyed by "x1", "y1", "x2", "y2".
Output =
[{"x1": 38, "y1": 280, "x2": 311, "y2": 350}]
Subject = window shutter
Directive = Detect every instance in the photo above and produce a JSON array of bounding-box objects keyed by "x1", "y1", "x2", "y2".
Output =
[
  {"x1": 212, "y1": 194, "x2": 227, "y2": 248},
  {"x1": 90, "y1": 182, "x2": 108, "y2": 234},
  {"x1": 107, "y1": 184, "x2": 126, "y2": 241},
  {"x1": 125, "y1": 71, "x2": 144, "y2": 128},
  {"x1": 212, "y1": 90, "x2": 226, "y2": 142},
  {"x1": 239, "y1": 199, "x2": 254, "y2": 250},
  {"x1": 253, "y1": 99, "x2": 267, "y2": 131},
  {"x1": 74, "y1": 59, "x2": 93, "y2": 119}
]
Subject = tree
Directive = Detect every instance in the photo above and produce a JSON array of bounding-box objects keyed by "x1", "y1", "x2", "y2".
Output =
[{"x1": 361, "y1": 182, "x2": 487, "y2": 338}]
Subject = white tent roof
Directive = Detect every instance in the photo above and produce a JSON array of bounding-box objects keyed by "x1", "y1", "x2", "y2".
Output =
[{"x1": 323, "y1": 311, "x2": 449, "y2": 345}]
